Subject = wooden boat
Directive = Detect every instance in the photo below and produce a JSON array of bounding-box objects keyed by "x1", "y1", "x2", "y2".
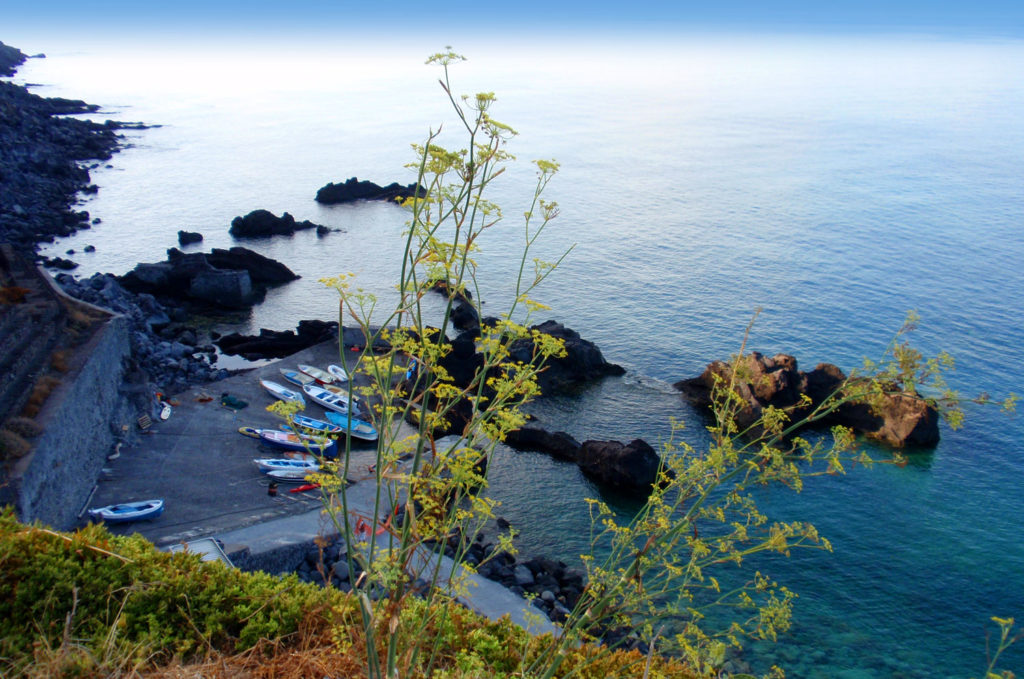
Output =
[
  {"x1": 88, "y1": 499, "x2": 164, "y2": 523},
  {"x1": 260, "y1": 379, "x2": 306, "y2": 406},
  {"x1": 253, "y1": 458, "x2": 320, "y2": 474},
  {"x1": 289, "y1": 414, "x2": 343, "y2": 437},
  {"x1": 238, "y1": 426, "x2": 336, "y2": 457},
  {"x1": 303, "y1": 383, "x2": 352, "y2": 414},
  {"x1": 324, "y1": 411, "x2": 379, "y2": 441},
  {"x1": 327, "y1": 364, "x2": 349, "y2": 383},
  {"x1": 279, "y1": 368, "x2": 315, "y2": 387},
  {"x1": 298, "y1": 363, "x2": 335, "y2": 384}
]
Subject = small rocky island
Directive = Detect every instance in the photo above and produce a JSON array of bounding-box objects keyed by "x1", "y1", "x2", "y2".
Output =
[
  {"x1": 675, "y1": 351, "x2": 940, "y2": 447},
  {"x1": 315, "y1": 177, "x2": 425, "y2": 204}
]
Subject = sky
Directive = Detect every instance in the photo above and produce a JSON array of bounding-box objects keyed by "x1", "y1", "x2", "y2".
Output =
[{"x1": 3, "y1": 0, "x2": 1024, "y2": 44}]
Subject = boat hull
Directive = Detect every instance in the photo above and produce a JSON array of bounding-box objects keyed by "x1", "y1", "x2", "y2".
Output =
[{"x1": 89, "y1": 499, "x2": 165, "y2": 523}]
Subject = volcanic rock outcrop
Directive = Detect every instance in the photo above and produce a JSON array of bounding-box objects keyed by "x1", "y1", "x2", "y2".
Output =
[
  {"x1": 118, "y1": 246, "x2": 298, "y2": 309},
  {"x1": 314, "y1": 177, "x2": 426, "y2": 205},
  {"x1": 675, "y1": 352, "x2": 940, "y2": 447}
]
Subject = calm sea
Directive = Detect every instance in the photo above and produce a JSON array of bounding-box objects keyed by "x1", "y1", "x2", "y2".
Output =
[{"x1": 17, "y1": 34, "x2": 1024, "y2": 677}]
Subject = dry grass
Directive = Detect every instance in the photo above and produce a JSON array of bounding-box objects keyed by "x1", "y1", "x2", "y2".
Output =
[
  {"x1": 3, "y1": 416, "x2": 41, "y2": 439},
  {"x1": 49, "y1": 349, "x2": 70, "y2": 373},
  {"x1": 20, "y1": 375, "x2": 61, "y2": 418},
  {"x1": 0, "y1": 429, "x2": 31, "y2": 460}
]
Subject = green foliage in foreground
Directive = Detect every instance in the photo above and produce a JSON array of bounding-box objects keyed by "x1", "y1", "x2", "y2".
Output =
[
  {"x1": 0, "y1": 508, "x2": 694, "y2": 678},
  {"x1": 0, "y1": 508, "x2": 329, "y2": 664}
]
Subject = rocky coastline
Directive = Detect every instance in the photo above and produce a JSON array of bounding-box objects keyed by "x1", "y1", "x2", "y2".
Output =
[{"x1": 0, "y1": 39, "x2": 938, "y2": 657}]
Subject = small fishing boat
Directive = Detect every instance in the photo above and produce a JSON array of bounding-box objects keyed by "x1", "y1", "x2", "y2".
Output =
[
  {"x1": 303, "y1": 383, "x2": 352, "y2": 414},
  {"x1": 327, "y1": 364, "x2": 349, "y2": 383},
  {"x1": 298, "y1": 363, "x2": 335, "y2": 384},
  {"x1": 324, "y1": 411, "x2": 379, "y2": 441},
  {"x1": 88, "y1": 499, "x2": 164, "y2": 523},
  {"x1": 260, "y1": 379, "x2": 306, "y2": 406},
  {"x1": 266, "y1": 468, "x2": 317, "y2": 483},
  {"x1": 253, "y1": 458, "x2": 320, "y2": 474},
  {"x1": 279, "y1": 368, "x2": 315, "y2": 388},
  {"x1": 238, "y1": 426, "x2": 336, "y2": 457},
  {"x1": 290, "y1": 414, "x2": 344, "y2": 437}
]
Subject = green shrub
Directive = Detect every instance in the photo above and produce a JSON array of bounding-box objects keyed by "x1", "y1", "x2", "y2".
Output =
[{"x1": 0, "y1": 508, "x2": 345, "y2": 671}]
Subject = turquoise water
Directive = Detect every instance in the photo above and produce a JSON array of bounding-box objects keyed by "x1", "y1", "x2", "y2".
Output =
[{"x1": 16, "y1": 35, "x2": 1024, "y2": 676}]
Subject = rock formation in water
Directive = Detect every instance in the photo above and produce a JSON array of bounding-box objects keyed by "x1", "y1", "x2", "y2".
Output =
[
  {"x1": 228, "y1": 209, "x2": 326, "y2": 238},
  {"x1": 314, "y1": 177, "x2": 426, "y2": 204},
  {"x1": 118, "y1": 246, "x2": 298, "y2": 309},
  {"x1": 675, "y1": 351, "x2": 940, "y2": 447}
]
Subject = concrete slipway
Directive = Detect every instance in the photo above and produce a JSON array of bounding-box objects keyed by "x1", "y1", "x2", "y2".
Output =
[{"x1": 87, "y1": 338, "x2": 558, "y2": 636}]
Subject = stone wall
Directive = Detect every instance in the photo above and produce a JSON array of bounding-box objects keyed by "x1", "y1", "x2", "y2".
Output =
[
  {"x1": 0, "y1": 258, "x2": 134, "y2": 529},
  {"x1": 1, "y1": 311, "x2": 132, "y2": 529}
]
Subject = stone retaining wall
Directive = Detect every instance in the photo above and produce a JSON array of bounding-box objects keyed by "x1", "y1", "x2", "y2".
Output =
[{"x1": 0, "y1": 260, "x2": 135, "y2": 529}]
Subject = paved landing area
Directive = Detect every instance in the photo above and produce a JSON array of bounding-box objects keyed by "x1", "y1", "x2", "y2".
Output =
[
  {"x1": 87, "y1": 339, "x2": 559, "y2": 636},
  {"x1": 88, "y1": 340, "x2": 380, "y2": 547}
]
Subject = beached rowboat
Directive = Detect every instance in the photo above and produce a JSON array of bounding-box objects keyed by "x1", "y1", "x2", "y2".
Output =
[
  {"x1": 253, "y1": 458, "x2": 320, "y2": 474},
  {"x1": 279, "y1": 368, "x2": 315, "y2": 387},
  {"x1": 298, "y1": 363, "x2": 335, "y2": 384},
  {"x1": 327, "y1": 364, "x2": 349, "y2": 382},
  {"x1": 290, "y1": 414, "x2": 344, "y2": 437},
  {"x1": 324, "y1": 411, "x2": 379, "y2": 441},
  {"x1": 266, "y1": 468, "x2": 317, "y2": 483},
  {"x1": 238, "y1": 426, "x2": 336, "y2": 457},
  {"x1": 260, "y1": 379, "x2": 306, "y2": 406},
  {"x1": 88, "y1": 499, "x2": 164, "y2": 523},
  {"x1": 303, "y1": 383, "x2": 352, "y2": 414}
]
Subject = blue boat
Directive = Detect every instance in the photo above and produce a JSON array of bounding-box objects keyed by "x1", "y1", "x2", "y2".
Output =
[
  {"x1": 89, "y1": 499, "x2": 164, "y2": 523},
  {"x1": 290, "y1": 414, "x2": 344, "y2": 437},
  {"x1": 324, "y1": 411, "x2": 379, "y2": 441}
]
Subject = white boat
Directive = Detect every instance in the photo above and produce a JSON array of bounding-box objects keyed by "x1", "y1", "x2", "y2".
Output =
[
  {"x1": 279, "y1": 368, "x2": 315, "y2": 387},
  {"x1": 260, "y1": 379, "x2": 306, "y2": 406},
  {"x1": 324, "y1": 411, "x2": 380, "y2": 441},
  {"x1": 298, "y1": 363, "x2": 335, "y2": 384},
  {"x1": 238, "y1": 426, "x2": 337, "y2": 457},
  {"x1": 253, "y1": 458, "x2": 320, "y2": 474},
  {"x1": 89, "y1": 499, "x2": 164, "y2": 523},
  {"x1": 266, "y1": 468, "x2": 317, "y2": 483},
  {"x1": 327, "y1": 364, "x2": 349, "y2": 382},
  {"x1": 303, "y1": 383, "x2": 352, "y2": 414}
]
